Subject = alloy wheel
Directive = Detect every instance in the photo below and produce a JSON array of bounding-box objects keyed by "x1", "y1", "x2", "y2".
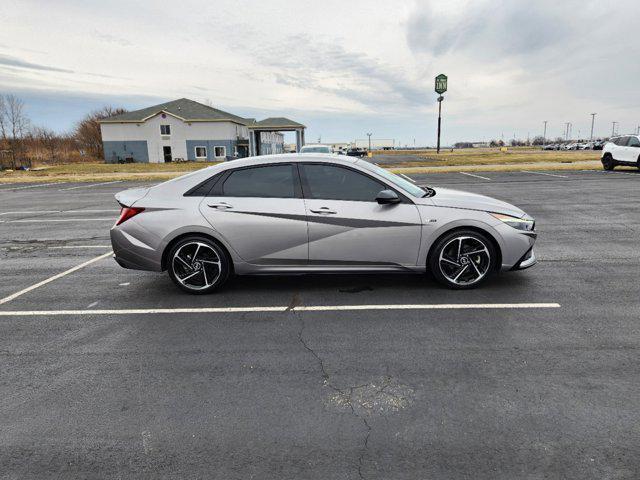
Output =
[
  {"x1": 172, "y1": 241, "x2": 222, "y2": 291},
  {"x1": 438, "y1": 236, "x2": 491, "y2": 286}
]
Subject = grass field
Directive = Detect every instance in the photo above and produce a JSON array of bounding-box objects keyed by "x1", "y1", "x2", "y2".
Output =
[
  {"x1": 373, "y1": 147, "x2": 600, "y2": 167},
  {"x1": 0, "y1": 148, "x2": 608, "y2": 183}
]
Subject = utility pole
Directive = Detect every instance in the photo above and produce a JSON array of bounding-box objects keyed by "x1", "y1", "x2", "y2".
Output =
[
  {"x1": 543, "y1": 121, "x2": 548, "y2": 146},
  {"x1": 611, "y1": 122, "x2": 618, "y2": 136},
  {"x1": 366, "y1": 132, "x2": 372, "y2": 151},
  {"x1": 590, "y1": 113, "x2": 596, "y2": 140},
  {"x1": 565, "y1": 122, "x2": 570, "y2": 141}
]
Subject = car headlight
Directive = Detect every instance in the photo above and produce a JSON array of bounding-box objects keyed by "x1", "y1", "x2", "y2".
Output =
[{"x1": 490, "y1": 213, "x2": 535, "y2": 231}]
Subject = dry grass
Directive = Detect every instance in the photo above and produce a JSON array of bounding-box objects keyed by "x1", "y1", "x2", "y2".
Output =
[
  {"x1": 0, "y1": 161, "x2": 218, "y2": 183},
  {"x1": 0, "y1": 148, "x2": 607, "y2": 183},
  {"x1": 374, "y1": 147, "x2": 600, "y2": 168}
]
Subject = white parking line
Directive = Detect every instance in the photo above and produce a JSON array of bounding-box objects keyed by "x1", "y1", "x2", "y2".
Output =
[
  {"x1": 6, "y1": 218, "x2": 115, "y2": 223},
  {"x1": 59, "y1": 181, "x2": 123, "y2": 191},
  {"x1": 0, "y1": 182, "x2": 67, "y2": 191},
  {"x1": 0, "y1": 209, "x2": 118, "y2": 216},
  {"x1": 0, "y1": 210, "x2": 61, "y2": 216},
  {"x1": 0, "y1": 303, "x2": 561, "y2": 316},
  {"x1": 0, "y1": 251, "x2": 113, "y2": 305},
  {"x1": 399, "y1": 173, "x2": 417, "y2": 183},
  {"x1": 48, "y1": 245, "x2": 112, "y2": 249},
  {"x1": 460, "y1": 172, "x2": 491, "y2": 180},
  {"x1": 520, "y1": 171, "x2": 568, "y2": 178}
]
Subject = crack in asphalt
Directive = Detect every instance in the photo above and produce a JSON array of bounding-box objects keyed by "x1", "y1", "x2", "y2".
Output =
[{"x1": 293, "y1": 297, "x2": 372, "y2": 479}]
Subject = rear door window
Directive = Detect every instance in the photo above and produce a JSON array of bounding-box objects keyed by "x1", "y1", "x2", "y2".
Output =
[
  {"x1": 627, "y1": 137, "x2": 640, "y2": 147},
  {"x1": 221, "y1": 164, "x2": 296, "y2": 198}
]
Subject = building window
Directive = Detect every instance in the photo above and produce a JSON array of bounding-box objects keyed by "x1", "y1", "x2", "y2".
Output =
[
  {"x1": 160, "y1": 125, "x2": 171, "y2": 135},
  {"x1": 214, "y1": 146, "x2": 226, "y2": 158},
  {"x1": 195, "y1": 146, "x2": 207, "y2": 159}
]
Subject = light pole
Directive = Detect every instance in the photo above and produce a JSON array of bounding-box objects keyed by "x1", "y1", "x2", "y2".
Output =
[
  {"x1": 611, "y1": 122, "x2": 618, "y2": 137},
  {"x1": 590, "y1": 113, "x2": 596, "y2": 140},
  {"x1": 366, "y1": 133, "x2": 372, "y2": 151},
  {"x1": 543, "y1": 121, "x2": 547, "y2": 146},
  {"x1": 434, "y1": 74, "x2": 448, "y2": 154},
  {"x1": 565, "y1": 122, "x2": 570, "y2": 141}
]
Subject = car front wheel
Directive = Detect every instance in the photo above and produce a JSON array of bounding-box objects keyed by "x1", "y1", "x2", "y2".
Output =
[
  {"x1": 602, "y1": 154, "x2": 615, "y2": 171},
  {"x1": 429, "y1": 230, "x2": 496, "y2": 289},
  {"x1": 167, "y1": 236, "x2": 231, "y2": 294}
]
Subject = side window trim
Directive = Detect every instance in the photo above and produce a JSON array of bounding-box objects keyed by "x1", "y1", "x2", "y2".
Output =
[
  {"x1": 183, "y1": 172, "x2": 224, "y2": 197},
  {"x1": 297, "y1": 162, "x2": 412, "y2": 204},
  {"x1": 209, "y1": 163, "x2": 303, "y2": 199}
]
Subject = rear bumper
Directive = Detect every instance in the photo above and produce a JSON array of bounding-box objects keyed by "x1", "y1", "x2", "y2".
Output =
[{"x1": 110, "y1": 227, "x2": 162, "y2": 271}]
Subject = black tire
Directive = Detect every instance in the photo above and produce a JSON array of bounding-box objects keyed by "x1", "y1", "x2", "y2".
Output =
[
  {"x1": 428, "y1": 229, "x2": 497, "y2": 290},
  {"x1": 637, "y1": 156, "x2": 640, "y2": 171},
  {"x1": 602, "y1": 154, "x2": 615, "y2": 171},
  {"x1": 167, "y1": 236, "x2": 231, "y2": 294}
]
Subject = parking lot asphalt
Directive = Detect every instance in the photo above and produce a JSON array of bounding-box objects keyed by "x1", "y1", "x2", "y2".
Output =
[{"x1": 1, "y1": 169, "x2": 639, "y2": 479}]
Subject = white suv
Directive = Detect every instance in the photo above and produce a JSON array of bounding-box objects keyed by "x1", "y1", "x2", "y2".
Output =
[{"x1": 601, "y1": 135, "x2": 640, "y2": 170}]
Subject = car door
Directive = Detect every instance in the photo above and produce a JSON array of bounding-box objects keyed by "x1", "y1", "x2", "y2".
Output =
[
  {"x1": 624, "y1": 136, "x2": 640, "y2": 163},
  {"x1": 299, "y1": 163, "x2": 422, "y2": 267},
  {"x1": 612, "y1": 136, "x2": 628, "y2": 161},
  {"x1": 199, "y1": 163, "x2": 308, "y2": 265}
]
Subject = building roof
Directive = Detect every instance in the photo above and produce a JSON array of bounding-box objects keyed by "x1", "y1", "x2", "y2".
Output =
[
  {"x1": 100, "y1": 98, "x2": 255, "y2": 125},
  {"x1": 249, "y1": 117, "x2": 305, "y2": 129}
]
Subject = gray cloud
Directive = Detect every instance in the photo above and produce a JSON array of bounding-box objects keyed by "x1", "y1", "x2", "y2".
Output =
[
  {"x1": 0, "y1": 54, "x2": 74, "y2": 73},
  {"x1": 406, "y1": 0, "x2": 579, "y2": 58},
  {"x1": 217, "y1": 30, "x2": 430, "y2": 111}
]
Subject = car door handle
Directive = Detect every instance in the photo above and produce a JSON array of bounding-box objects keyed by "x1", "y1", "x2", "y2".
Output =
[
  {"x1": 309, "y1": 207, "x2": 337, "y2": 214},
  {"x1": 208, "y1": 202, "x2": 232, "y2": 210}
]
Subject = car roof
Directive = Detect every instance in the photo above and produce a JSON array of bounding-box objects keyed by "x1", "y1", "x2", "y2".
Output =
[{"x1": 194, "y1": 153, "x2": 359, "y2": 176}]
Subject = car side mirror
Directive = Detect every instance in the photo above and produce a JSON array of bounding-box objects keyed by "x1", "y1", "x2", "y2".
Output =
[{"x1": 376, "y1": 189, "x2": 401, "y2": 205}]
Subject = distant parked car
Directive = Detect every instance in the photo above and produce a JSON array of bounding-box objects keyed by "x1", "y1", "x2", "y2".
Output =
[
  {"x1": 300, "y1": 145, "x2": 332, "y2": 154},
  {"x1": 592, "y1": 141, "x2": 604, "y2": 150},
  {"x1": 542, "y1": 144, "x2": 556, "y2": 150},
  {"x1": 346, "y1": 148, "x2": 367, "y2": 158},
  {"x1": 601, "y1": 135, "x2": 640, "y2": 170}
]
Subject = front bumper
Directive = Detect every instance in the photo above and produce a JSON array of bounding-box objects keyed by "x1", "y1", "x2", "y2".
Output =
[{"x1": 511, "y1": 248, "x2": 537, "y2": 270}]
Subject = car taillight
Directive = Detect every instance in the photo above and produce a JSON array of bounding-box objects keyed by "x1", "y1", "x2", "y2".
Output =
[{"x1": 115, "y1": 206, "x2": 145, "y2": 226}]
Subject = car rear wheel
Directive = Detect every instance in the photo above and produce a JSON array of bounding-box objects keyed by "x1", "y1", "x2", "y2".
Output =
[
  {"x1": 602, "y1": 154, "x2": 615, "y2": 171},
  {"x1": 429, "y1": 230, "x2": 496, "y2": 289},
  {"x1": 167, "y1": 236, "x2": 231, "y2": 294}
]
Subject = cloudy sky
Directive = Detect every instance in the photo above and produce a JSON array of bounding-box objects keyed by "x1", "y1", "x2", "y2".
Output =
[{"x1": 1, "y1": 0, "x2": 638, "y2": 145}]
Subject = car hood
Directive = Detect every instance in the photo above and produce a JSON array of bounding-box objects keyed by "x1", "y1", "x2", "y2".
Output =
[{"x1": 422, "y1": 187, "x2": 527, "y2": 218}]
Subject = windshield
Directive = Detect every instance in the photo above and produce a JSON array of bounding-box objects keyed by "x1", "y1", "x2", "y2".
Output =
[
  {"x1": 301, "y1": 146, "x2": 331, "y2": 153},
  {"x1": 357, "y1": 160, "x2": 427, "y2": 197}
]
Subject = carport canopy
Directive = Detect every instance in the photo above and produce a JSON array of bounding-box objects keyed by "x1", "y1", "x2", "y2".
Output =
[{"x1": 248, "y1": 117, "x2": 306, "y2": 156}]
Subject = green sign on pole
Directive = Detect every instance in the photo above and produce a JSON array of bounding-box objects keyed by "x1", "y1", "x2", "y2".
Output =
[{"x1": 435, "y1": 74, "x2": 447, "y2": 94}]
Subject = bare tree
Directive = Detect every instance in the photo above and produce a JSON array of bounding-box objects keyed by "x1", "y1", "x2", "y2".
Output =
[
  {"x1": 0, "y1": 94, "x2": 30, "y2": 168},
  {"x1": 33, "y1": 126, "x2": 60, "y2": 163},
  {"x1": 75, "y1": 106, "x2": 127, "y2": 159}
]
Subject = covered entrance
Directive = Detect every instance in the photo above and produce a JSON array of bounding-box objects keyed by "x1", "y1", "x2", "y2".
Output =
[{"x1": 248, "y1": 117, "x2": 306, "y2": 156}]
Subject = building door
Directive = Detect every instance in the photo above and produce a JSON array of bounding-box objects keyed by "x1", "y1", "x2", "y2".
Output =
[{"x1": 163, "y1": 146, "x2": 172, "y2": 163}]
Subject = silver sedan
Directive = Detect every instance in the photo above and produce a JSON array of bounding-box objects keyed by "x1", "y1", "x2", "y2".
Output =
[{"x1": 110, "y1": 155, "x2": 536, "y2": 293}]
